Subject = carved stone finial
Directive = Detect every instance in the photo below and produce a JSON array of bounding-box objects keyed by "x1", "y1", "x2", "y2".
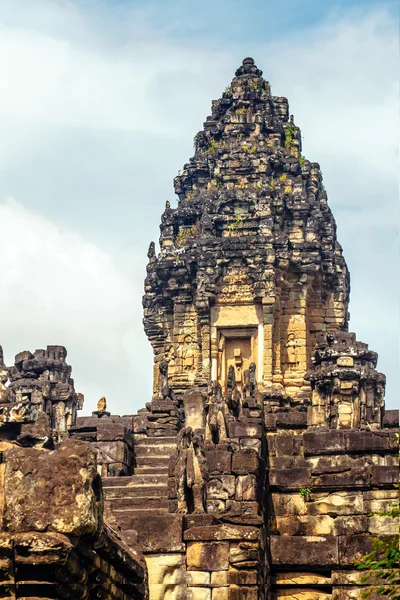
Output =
[
  {"x1": 165, "y1": 200, "x2": 171, "y2": 209},
  {"x1": 235, "y1": 56, "x2": 263, "y2": 77},
  {"x1": 147, "y1": 241, "x2": 156, "y2": 260},
  {"x1": 97, "y1": 396, "x2": 107, "y2": 413}
]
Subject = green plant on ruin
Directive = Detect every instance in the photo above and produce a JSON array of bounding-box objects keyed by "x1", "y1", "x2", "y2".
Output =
[
  {"x1": 269, "y1": 178, "x2": 276, "y2": 190},
  {"x1": 255, "y1": 180, "x2": 263, "y2": 190},
  {"x1": 176, "y1": 225, "x2": 197, "y2": 248},
  {"x1": 279, "y1": 174, "x2": 287, "y2": 183},
  {"x1": 228, "y1": 214, "x2": 243, "y2": 231},
  {"x1": 284, "y1": 124, "x2": 297, "y2": 149},
  {"x1": 355, "y1": 435, "x2": 399, "y2": 599},
  {"x1": 224, "y1": 85, "x2": 232, "y2": 96},
  {"x1": 299, "y1": 155, "x2": 306, "y2": 165},
  {"x1": 264, "y1": 81, "x2": 271, "y2": 93},
  {"x1": 284, "y1": 186, "x2": 293, "y2": 195},
  {"x1": 193, "y1": 132, "x2": 200, "y2": 148},
  {"x1": 211, "y1": 177, "x2": 223, "y2": 189},
  {"x1": 299, "y1": 487, "x2": 312, "y2": 500},
  {"x1": 242, "y1": 143, "x2": 257, "y2": 154},
  {"x1": 185, "y1": 192, "x2": 193, "y2": 201},
  {"x1": 355, "y1": 502, "x2": 399, "y2": 599},
  {"x1": 205, "y1": 138, "x2": 219, "y2": 154},
  {"x1": 252, "y1": 81, "x2": 259, "y2": 90},
  {"x1": 235, "y1": 106, "x2": 246, "y2": 115}
]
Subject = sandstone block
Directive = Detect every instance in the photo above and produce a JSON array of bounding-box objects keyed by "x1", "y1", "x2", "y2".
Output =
[
  {"x1": 125, "y1": 515, "x2": 183, "y2": 553},
  {"x1": 239, "y1": 437, "x2": 261, "y2": 451},
  {"x1": 370, "y1": 465, "x2": 398, "y2": 486},
  {"x1": 272, "y1": 572, "x2": 332, "y2": 586},
  {"x1": 145, "y1": 552, "x2": 185, "y2": 584},
  {"x1": 211, "y1": 571, "x2": 229, "y2": 586},
  {"x1": 271, "y1": 492, "x2": 306, "y2": 516},
  {"x1": 229, "y1": 541, "x2": 259, "y2": 568},
  {"x1": 184, "y1": 525, "x2": 258, "y2": 542},
  {"x1": 270, "y1": 536, "x2": 339, "y2": 567},
  {"x1": 187, "y1": 542, "x2": 229, "y2": 571},
  {"x1": 207, "y1": 476, "x2": 235, "y2": 499},
  {"x1": 269, "y1": 468, "x2": 312, "y2": 490},
  {"x1": 212, "y1": 589, "x2": 229, "y2": 600},
  {"x1": 338, "y1": 535, "x2": 373, "y2": 566},
  {"x1": 303, "y1": 431, "x2": 346, "y2": 455},
  {"x1": 228, "y1": 569, "x2": 258, "y2": 585},
  {"x1": 333, "y1": 516, "x2": 368, "y2": 536},
  {"x1": 306, "y1": 492, "x2": 364, "y2": 516},
  {"x1": 236, "y1": 475, "x2": 257, "y2": 501},
  {"x1": 187, "y1": 571, "x2": 211, "y2": 586},
  {"x1": 228, "y1": 422, "x2": 262, "y2": 439},
  {"x1": 232, "y1": 450, "x2": 259, "y2": 475},
  {"x1": 369, "y1": 516, "x2": 398, "y2": 536},
  {"x1": 3, "y1": 440, "x2": 101, "y2": 537},
  {"x1": 363, "y1": 490, "x2": 398, "y2": 514},
  {"x1": 227, "y1": 586, "x2": 259, "y2": 600},
  {"x1": 383, "y1": 409, "x2": 399, "y2": 427},
  {"x1": 206, "y1": 451, "x2": 232, "y2": 475},
  {"x1": 345, "y1": 430, "x2": 397, "y2": 453},
  {"x1": 187, "y1": 588, "x2": 211, "y2": 600},
  {"x1": 275, "y1": 515, "x2": 334, "y2": 536}
]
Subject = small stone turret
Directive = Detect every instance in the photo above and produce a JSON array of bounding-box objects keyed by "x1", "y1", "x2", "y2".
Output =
[
  {"x1": 306, "y1": 331, "x2": 386, "y2": 429},
  {"x1": 0, "y1": 345, "x2": 83, "y2": 440}
]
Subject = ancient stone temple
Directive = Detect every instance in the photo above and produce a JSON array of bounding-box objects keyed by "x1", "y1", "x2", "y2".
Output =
[{"x1": 0, "y1": 58, "x2": 398, "y2": 600}]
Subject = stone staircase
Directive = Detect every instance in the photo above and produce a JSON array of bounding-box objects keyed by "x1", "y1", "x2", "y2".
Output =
[{"x1": 103, "y1": 436, "x2": 177, "y2": 528}]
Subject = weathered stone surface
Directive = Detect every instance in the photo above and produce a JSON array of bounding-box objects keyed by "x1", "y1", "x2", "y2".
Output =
[
  {"x1": 274, "y1": 515, "x2": 335, "y2": 536},
  {"x1": 232, "y1": 450, "x2": 259, "y2": 475},
  {"x1": 2, "y1": 439, "x2": 101, "y2": 536},
  {"x1": 236, "y1": 475, "x2": 257, "y2": 501},
  {"x1": 184, "y1": 525, "x2": 258, "y2": 542},
  {"x1": 187, "y1": 542, "x2": 230, "y2": 571},
  {"x1": 338, "y1": 535, "x2": 373, "y2": 566},
  {"x1": 228, "y1": 422, "x2": 262, "y2": 439},
  {"x1": 124, "y1": 514, "x2": 184, "y2": 552},
  {"x1": 270, "y1": 536, "x2": 339, "y2": 567},
  {"x1": 269, "y1": 468, "x2": 312, "y2": 490}
]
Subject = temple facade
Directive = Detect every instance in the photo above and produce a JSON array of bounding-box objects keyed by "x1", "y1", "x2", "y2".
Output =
[{"x1": 0, "y1": 58, "x2": 398, "y2": 600}]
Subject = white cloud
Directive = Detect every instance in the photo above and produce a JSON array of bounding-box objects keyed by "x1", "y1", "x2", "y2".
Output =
[
  {"x1": 0, "y1": 1, "x2": 398, "y2": 411},
  {"x1": 0, "y1": 198, "x2": 150, "y2": 414}
]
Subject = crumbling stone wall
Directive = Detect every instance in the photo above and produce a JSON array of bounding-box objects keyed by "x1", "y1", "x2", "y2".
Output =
[{"x1": 0, "y1": 346, "x2": 148, "y2": 600}]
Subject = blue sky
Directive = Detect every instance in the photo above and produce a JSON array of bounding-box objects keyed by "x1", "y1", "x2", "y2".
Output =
[{"x1": 0, "y1": 0, "x2": 398, "y2": 413}]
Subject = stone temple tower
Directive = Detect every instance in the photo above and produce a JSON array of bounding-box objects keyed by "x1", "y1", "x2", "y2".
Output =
[
  {"x1": 1, "y1": 58, "x2": 396, "y2": 600},
  {"x1": 144, "y1": 56, "x2": 349, "y2": 403}
]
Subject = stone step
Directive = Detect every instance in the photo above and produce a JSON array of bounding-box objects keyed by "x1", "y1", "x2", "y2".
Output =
[
  {"x1": 113, "y1": 507, "x2": 170, "y2": 523},
  {"x1": 134, "y1": 466, "x2": 169, "y2": 475},
  {"x1": 102, "y1": 474, "x2": 168, "y2": 487},
  {"x1": 134, "y1": 456, "x2": 170, "y2": 468},
  {"x1": 104, "y1": 485, "x2": 168, "y2": 499},
  {"x1": 135, "y1": 445, "x2": 175, "y2": 458},
  {"x1": 134, "y1": 436, "x2": 177, "y2": 446},
  {"x1": 106, "y1": 496, "x2": 169, "y2": 510}
]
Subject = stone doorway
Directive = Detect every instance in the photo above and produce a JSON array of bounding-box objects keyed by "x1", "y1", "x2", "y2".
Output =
[{"x1": 217, "y1": 327, "x2": 258, "y2": 392}]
